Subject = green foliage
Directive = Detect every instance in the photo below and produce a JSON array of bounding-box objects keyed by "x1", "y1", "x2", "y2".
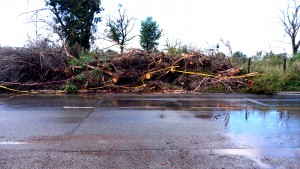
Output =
[
  {"x1": 74, "y1": 69, "x2": 102, "y2": 86},
  {"x1": 241, "y1": 51, "x2": 300, "y2": 93},
  {"x1": 289, "y1": 61, "x2": 300, "y2": 72},
  {"x1": 282, "y1": 71, "x2": 300, "y2": 91},
  {"x1": 68, "y1": 51, "x2": 97, "y2": 67},
  {"x1": 45, "y1": 0, "x2": 103, "y2": 50},
  {"x1": 90, "y1": 69, "x2": 102, "y2": 85},
  {"x1": 250, "y1": 69, "x2": 285, "y2": 94},
  {"x1": 167, "y1": 45, "x2": 188, "y2": 56},
  {"x1": 75, "y1": 72, "x2": 88, "y2": 81},
  {"x1": 60, "y1": 82, "x2": 78, "y2": 93},
  {"x1": 250, "y1": 68, "x2": 300, "y2": 94},
  {"x1": 64, "y1": 51, "x2": 107, "y2": 90},
  {"x1": 79, "y1": 52, "x2": 96, "y2": 64},
  {"x1": 232, "y1": 51, "x2": 247, "y2": 66},
  {"x1": 245, "y1": 52, "x2": 286, "y2": 73},
  {"x1": 164, "y1": 38, "x2": 196, "y2": 56},
  {"x1": 293, "y1": 53, "x2": 300, "y2": 61},
  {"x1": 262, "y1": 52, "x2": 286, "y2": 65},
  {"x1": 140, "y1": 17, "x2": 162, "y2": 51},
  {"x1": 68, "y1": 57, "x2": 82, "y2": 67}
]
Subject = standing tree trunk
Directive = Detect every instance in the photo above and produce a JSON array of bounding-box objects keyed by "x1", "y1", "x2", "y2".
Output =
[
  {"x1": 292, "y1": 37, "x2": 300, "y2": 56},
  {"x1": 280, "y1": 0, "x2": 300, "y2": 56}
]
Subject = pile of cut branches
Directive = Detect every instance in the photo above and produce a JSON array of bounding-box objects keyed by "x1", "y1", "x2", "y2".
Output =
[
  {"x1": 0, "y1": 42, "x2": 68, "y2": 90},
  {"x1": 104, "y1": 49, "x2": 253, "y2": 93},
  {"x1": 0, "y1": 46, "x2": 256, "y2": 93}
]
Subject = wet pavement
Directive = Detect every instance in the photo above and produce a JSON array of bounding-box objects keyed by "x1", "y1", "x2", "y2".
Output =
[{"x1": 0, "y1": 93, "x2": 300, "y2": 168}]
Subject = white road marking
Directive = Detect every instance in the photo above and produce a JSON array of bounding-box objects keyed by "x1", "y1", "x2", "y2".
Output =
[
  {"x1": 120, "y1": 106, "x2": 161, "y2": 109},
  {"x1": 191, "y1": 106, "x2": 240, "y2": 109},
  {"x1": 0, "y1": 141, "x2": 29, "y2": 145},
  {"x1": 63, "y1": 106, "x2": 95, "y2": 109}
]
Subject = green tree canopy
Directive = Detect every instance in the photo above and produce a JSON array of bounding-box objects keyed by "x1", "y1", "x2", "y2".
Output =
[
  {"x1": 45, "y1": 0, "x2": 103, "y2": 50},
  {"x1": 140, "y1": 17, "x2": 162, "y2": 51},
  {"x1": 232, "y1": 51, "x2": 247, "y2": 65}
]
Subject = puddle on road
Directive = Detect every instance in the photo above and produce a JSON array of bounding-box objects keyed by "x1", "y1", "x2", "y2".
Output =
[
  {"x1": 102, "y1": 97, "x2": 300, "y2": 150},
  {"x1": 196, "y1": 109, "x2": 300, "y2": 149},
  {"x1": 192, "y1": 108, "x2": 300, "y2": 162}
]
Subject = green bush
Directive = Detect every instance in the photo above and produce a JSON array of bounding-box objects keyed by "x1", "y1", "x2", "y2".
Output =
[
  {"x1": 60, "y1": 83, "x2": 78, "y2": 93},
  {"x1": 247, "y1": 58, "x2": 300, "y2": 93},
  {"x1": 250, "y1": 69, "x2": 284, "y2": 94},
  {"x1": 293, "y1": 53, "x2": 300, "y2": 61},
  {"x1": 62, "y1": 50, "x2": 107, "y2": 91},
  {"x1": 234, "y1": 51, "x2": 300, "y2": 93},
  {"x1": 282, "y1": 71, "x2": 300, "y2": 91}
]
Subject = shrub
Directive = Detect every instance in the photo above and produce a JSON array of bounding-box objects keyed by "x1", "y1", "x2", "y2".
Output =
[
  {"x1": 250, "y1": 69, "x2": 284, "y2": 94},
  {"x1": 282, "y1": 71, "x2": 300, "y2": 91},
  {"x1": 60, "y1": 82, "x2": 78, "y2": 93},
  {"x1": 248, "y1": 59, "x2": 300, "y2": 94}
]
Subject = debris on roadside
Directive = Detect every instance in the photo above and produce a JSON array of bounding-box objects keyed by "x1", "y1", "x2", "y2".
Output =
[{"x1": 0, "y1": 46, "x2": 258, "y2": 94}]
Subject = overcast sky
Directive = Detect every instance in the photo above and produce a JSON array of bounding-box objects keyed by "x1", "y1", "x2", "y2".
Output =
[{"x1": 0, "y1": 0, "x2": 292, "y2": 56}]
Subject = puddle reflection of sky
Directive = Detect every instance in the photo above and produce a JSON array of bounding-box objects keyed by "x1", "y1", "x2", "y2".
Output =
[{"x1": 224, "y1": 110, "x2": 300, "y2": 148}]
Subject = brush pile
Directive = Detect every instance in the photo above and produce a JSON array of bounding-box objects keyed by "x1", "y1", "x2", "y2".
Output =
[
  {"x1": 70, "y1": 49, "x2": 255, "y2": 93},
  {"x1": 0, "y1": 44, "x2": 67, "y2": 90},
  {"x1": 0, "y1": 46, "x2": 256, "y2": 93}
]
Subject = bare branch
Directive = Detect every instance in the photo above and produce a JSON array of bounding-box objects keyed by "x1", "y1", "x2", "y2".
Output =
[
  {"x1": 279, "y1": 0, "x2": 300, "y2": 55},
  {"x1": 104, "y1": 7, "x2": 136, "y2": 53},
  {"x1": 220, "y1": 38, "x2": 233, "y2": 56},
  {"x1": 19, "y1": 8, "x2": 50, "y2": 16}
]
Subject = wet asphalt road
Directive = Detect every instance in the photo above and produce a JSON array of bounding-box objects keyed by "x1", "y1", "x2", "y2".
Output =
[{"x1": 0, "y1": 93, "x2": 300, "y2": 168}]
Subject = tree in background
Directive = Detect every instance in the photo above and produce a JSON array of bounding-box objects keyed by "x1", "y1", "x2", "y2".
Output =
[
  {"x1": 232, "y1": 51, "x2": 247, "y2": 65},
  {"x1": 279, "y1": 0, "x2": 300, "y2": 56},
  {"x1": 104, "y1": 6, "x2": 136, "y2": 54},
  {"x1": 140, "y1": 17, "x2": 162, "y2": 51},
  {"x1": 164, "y1": 38, "x2": 188, "y2": 56},
  {"x1": 45, "y1": 0, "x2": 103, "y2": 51}
]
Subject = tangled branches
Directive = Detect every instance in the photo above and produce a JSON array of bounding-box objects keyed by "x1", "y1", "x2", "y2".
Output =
[
  {"x1": 0, "y1": 40, "x2": 67, "y2": 88},
  {"x1": 0, "y1": 46, "x2": 255, "y2": 93},
  {"x1": 102, "y1": 49, "x2": 253, "y2": 93}
]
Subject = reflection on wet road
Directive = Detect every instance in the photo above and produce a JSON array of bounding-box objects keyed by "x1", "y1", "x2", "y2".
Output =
[
  {"x1": 224, "y1": 110, "x2": 300, "y2": 149},
  {"x1": 100, "y1": 93, "x2": 300, "y2": 158},
  {"x1": 0, "y1": 93, "x2": 299, "y2": 168}
]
